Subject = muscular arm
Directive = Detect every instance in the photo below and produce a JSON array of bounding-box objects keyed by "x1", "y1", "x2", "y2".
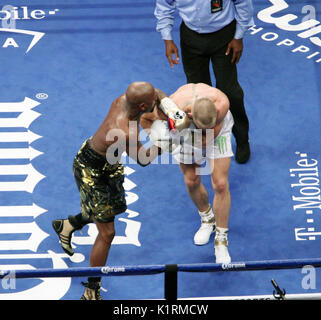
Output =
[
  {"x1": 126, "y1": 123, "x2": 162, "y2": 167},
  {"x1": 140, "y1": 89, "x2": 168, "y2": 130}
]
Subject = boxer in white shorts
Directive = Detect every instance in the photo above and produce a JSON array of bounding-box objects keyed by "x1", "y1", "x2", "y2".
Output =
[
  {"x1": 141, "y1": 83, "x2": 234, "y2": 264},
  {"x1": 171, "y1": 109, "x2": 234, "y2": 165}
]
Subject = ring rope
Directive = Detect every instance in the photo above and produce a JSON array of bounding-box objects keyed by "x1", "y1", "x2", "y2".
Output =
[{"x1": 1, "y1": 258, "x2": 321, "y2": 279}]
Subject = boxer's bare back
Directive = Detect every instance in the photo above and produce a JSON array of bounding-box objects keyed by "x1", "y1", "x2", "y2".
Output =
[{"x1": 141, "y1": 83, "x2": 230, "y2": 149}]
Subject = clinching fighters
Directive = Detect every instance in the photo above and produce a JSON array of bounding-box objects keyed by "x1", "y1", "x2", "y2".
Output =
[
  {"x1": 51, "y1": 81, "x2": 185, "y2": 300},
  {"x1": 141, "y1": 83, "x2": 234, "y2": 264}
]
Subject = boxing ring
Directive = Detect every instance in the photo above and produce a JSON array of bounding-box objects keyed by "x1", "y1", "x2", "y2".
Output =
[
  {"x1": 1, "y1": 258, "x2": 321, "y2": 300},
  {"x1": 0, "y1": 0, "x2": 320, "y2": 300}
]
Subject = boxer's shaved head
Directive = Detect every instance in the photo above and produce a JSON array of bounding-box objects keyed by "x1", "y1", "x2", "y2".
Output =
[
  {"x1": 126, "y1": 81, "x2": 155, "y2": 106},
  {"x1": 192, "y1": 98, "x2": 217, "y2": 129}
]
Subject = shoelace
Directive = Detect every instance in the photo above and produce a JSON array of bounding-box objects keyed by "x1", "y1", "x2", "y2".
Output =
[{"x1": 81, "y1": 282, "x2": 103, "y2": 300}]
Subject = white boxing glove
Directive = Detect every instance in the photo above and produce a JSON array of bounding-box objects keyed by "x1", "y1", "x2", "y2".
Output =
[
  {"x1": 147, "y1": 120, "x2": 180, "y2": 153},
  {"x1": 159, "y1": 97, "x2": 190, "y2": 132}
]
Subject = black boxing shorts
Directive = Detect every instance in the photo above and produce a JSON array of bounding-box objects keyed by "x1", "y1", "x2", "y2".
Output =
[{"x1": 73, "y1": 139, "x2": 127, "y2": 223}]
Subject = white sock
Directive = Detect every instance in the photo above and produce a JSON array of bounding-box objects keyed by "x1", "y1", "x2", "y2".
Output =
[
  {"x1": 215, "y1": 227, "x2": 228, "y2": 242},
  {"x1": 198, "y1": 205, "x2": 215, "y2": 224}
]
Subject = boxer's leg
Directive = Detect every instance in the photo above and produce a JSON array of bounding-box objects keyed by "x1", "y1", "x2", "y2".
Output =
[
  {"x1": 179, "y1": 162, "x2": 208, "y2": 211},
  {"x1": 210, "y1": 157, "x2": 232, "y2": 263},
  {"x1": 81, "y1": 217, "x2": 115, "y2": 300},
  {"x1": 179, "y1": 162, "x2": 215, "y2": 245}
]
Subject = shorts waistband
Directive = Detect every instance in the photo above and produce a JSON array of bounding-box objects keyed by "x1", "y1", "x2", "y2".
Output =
[{"x1": 76, "y1": 139, "x2": 108, "y2": 169}]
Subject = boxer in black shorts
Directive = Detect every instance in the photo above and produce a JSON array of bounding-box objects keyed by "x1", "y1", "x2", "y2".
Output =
[
  {"x1": 51, "y1": 82, "x2": 188, "y2": 300},
  {"x1": 73, "y1": 139, "x2": 127, "y2": 223}
]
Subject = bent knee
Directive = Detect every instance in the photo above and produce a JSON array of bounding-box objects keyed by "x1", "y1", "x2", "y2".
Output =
[
  {"x1": 99, "y1": 227, "x2": 115, "y2": 243},
  {"x1": 185, "y1": 175, "x2": 201, "y2": 190}
]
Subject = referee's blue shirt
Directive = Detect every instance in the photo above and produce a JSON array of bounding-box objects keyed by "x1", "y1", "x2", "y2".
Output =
[{"x1": 155, "y1": 0, "x2": 254, "y2": 40}]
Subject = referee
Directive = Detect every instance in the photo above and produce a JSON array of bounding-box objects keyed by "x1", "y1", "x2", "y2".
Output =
[{"x1": 154, "y1": 0, "x2": 254, "y2": 164}]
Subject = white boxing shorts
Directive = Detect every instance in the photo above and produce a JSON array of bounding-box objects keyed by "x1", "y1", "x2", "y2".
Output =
[{"x1": 172, "y1": 110, "x2": 234, "y2": 165}]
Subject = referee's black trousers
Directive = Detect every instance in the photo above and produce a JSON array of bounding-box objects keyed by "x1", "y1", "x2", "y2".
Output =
[{"x1": 180, "y1": 20, "x2": 250, "y2": 145}]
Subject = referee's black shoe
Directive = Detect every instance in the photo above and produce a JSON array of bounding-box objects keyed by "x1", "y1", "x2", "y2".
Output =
[{"x1": 235, "y1": 141, "x2": 250, "y2": 164}]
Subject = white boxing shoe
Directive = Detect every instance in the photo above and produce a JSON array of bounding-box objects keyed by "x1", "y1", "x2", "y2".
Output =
[
  {"x1": 214, "y1": 239, "x2": 231, "y2": 264},
  {"x1": 194, "y1": 222, "x2": 216, "y2": 245}
]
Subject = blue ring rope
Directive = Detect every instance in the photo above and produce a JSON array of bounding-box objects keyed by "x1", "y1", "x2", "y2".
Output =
[
  {"x1": 1, "y1": 258, "x2": 321, "y2": 279},
  {"x1": 0, "y1": 265, "x2": 165, "y2": 279},
  {"x1": 178, "y1": 258, "x2": 321, "y2": 272}
]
